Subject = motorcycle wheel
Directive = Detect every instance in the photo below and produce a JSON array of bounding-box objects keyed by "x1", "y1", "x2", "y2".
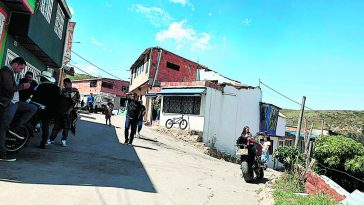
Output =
[
  {"x1": 6, "y1": 127, "x2": 30, "y2": 153},
  {"x1": 241, "y1": 161, "x2": 254, "y2": 183},
  {"x1": 165, "y1": 119, "x2": 174, "y2": 129},
  {"x1": 257, "y1": 167, "x2": 264, "y2": 179}
]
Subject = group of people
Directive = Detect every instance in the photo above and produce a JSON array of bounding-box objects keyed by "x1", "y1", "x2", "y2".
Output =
[
  {"x1": 124, "y1": 93, "x2": 145, "y2": 145},
  {"x1": 236, "y1": 126, "x2": 271, "y2": 168},
  {"x1": 0, "y1": 57, "x2": 80, "y2": 162}
]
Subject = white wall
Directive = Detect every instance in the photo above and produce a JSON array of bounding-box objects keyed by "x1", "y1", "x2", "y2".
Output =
[
  {"x1": 199, "y1": 69, "x2": 240, "y2": 85},
  {"x1": 276, "y1": 116, "x2": 287, "y2": 137},
  {"x1": 203, "y1": 86, "x2": 262, "y2": 156},
  {"x1": 159, "y1": 94, "x2": 206, "y2": 131}
]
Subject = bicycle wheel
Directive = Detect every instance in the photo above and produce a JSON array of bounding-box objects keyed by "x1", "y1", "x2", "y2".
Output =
[
  {"x1": 179, "y1": 119, "x2": 188, "y2": 130},
  {"x1": 165, "y1": 119, "x2": 174, "y2": 129}
]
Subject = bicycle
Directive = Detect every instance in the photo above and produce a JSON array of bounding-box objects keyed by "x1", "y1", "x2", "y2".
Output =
[{"x1": 165, "y1": 114, "x2": 188, "y2": 130}]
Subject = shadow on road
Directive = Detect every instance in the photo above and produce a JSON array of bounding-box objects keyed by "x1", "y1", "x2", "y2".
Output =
[{"x1": 0, "y1": 119, "x2": 156, "y2": 193}]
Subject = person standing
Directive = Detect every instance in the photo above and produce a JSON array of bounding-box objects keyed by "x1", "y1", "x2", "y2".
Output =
[
  {"x1": 105, "y1": 102, "x2": 114, "y2": 126},
  {"x1": 19, "y1": 71, "x2": 38, "y2": 102},
  {"x1": 261, "y1": 136, "x2": 271, "y2": 169},
  {"x1": 137, "y1": 101, "x2": 146, "y2": 138},
  {"x1": 48, "y1": 78, "x2": 80, "y2": 147},
  {"x1": 124, "y1": 93, "x2": 141, "y2": 145},
  {"x1": 87, "y1": 93, "x2": 94, "y2": 112},
  {"x1": 0, "y1": 57, "x2": 36, "y2": 161},
  {"x1": 31, "y1": 71, "x2": 60, "y2": 149},
  {"x1": 80, "y1": 99, "x2": 85, "y2": 108}
]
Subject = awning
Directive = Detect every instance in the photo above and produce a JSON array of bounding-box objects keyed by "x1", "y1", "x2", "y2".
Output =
[{"x1": 159, "y1": 88, "x2": 206, "y2": 96}]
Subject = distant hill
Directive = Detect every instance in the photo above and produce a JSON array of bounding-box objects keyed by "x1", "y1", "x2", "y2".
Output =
[
  {"x1": 67, "y1": 73, "x2": 94, "y2": 81},
  {"x1": 281, "y1": 109, "x2": 364, "y2": 135}
]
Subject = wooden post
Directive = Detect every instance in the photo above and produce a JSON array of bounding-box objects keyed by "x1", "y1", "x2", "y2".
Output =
[{"x1": 295, "y1": 96, "x2": 306, "y2": 148}]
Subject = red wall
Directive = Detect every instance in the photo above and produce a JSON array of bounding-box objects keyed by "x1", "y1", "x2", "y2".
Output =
[
  {"x1": 100, "y1": 79, "x2": 129, "y2": 97},
  {"x1": 148, "y1": 49, "x2": 203, "y2": 85}
]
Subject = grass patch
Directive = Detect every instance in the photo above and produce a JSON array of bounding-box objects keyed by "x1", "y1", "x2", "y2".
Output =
[{"x1": 273, "y1": 174, "x2": 337, "y2": 205}]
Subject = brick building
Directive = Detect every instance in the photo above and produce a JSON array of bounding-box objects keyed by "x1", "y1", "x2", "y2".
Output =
[
  {"x1": 72, "y1": 78, "x2": 129, "y2": 110},
  {"x1": 129, "y1": 47, "x2": 241, "y2": 124}
]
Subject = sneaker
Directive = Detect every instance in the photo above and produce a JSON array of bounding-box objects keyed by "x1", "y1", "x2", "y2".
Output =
[
  {"x1": 0, "y1": 154, "x2": 16, "y2": 162},
  {"x1": 9, "y1": 129, "x2": 25, "y2": 140},
  {"x1": 61, "y1": 140, "x2": 67, "y2": 147},
  {"x1": 47, "y1": 139, "x2": 54, "y2": 145}
]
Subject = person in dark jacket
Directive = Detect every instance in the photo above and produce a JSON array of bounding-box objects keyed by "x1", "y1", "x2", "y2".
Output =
[
  {"x1": 48, "y1": 78, "x2": 80, "y2": 147},
  {"x1": 0, "y1": 57, "x2": 36, "y2": 162},
  {"x1": 124, "y1": 93, "x2": 142, "y2": 145},
  {"x1": 19, "y1": 71, "x2": 38, "y2": 102},
  {"x1": 32, "y1": 72, "x2": 60, "y2": 149}
]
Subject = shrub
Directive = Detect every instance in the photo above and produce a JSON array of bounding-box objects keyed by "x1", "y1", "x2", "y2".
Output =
[
  {"x1": 314, "y1": 135, "x2": 364, "y2": 172},
  {"x1": 273, "y1": 146, "x2": 303, "y2": 171},
  {"x1": 345, "y1": 155, "x2": 364, "y2": 175}
]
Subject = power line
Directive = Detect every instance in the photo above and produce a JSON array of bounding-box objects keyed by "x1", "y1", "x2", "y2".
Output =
[
  {"x1": 68, "y1": 63, "x2": 96, "y2": 78},
  {"x1": 71, "y1": 51, "x2": 124, "y2": 81},
  {"x1": 259, "y1": 80, "x2": 326, "y2": 120}
]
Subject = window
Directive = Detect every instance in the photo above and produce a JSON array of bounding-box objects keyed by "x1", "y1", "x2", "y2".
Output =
[
  {"x1": 101, "y1": 82, "x2": 114, "y2": 89},
  {"x1": 163, "y1": 96, "x2": 201, "y2": 115},
  {"x1": 166, "y1": 62, "x2": 180, "y2": 71},
  {"x1": 54, "y1": 4, "x2": 65, "y2": 39},
  {"x1": 40, "y1": 0, "x2": 54, "y2": 23},
  {"x1": 90, "y1": 80, "x2": 97, "y2": 87},
  {"x1": 121, "y1": 86, "x2": 129, "y2": 93},
  {"x1": 284, "y1": 139, "x2": 293, "y2": 147}
]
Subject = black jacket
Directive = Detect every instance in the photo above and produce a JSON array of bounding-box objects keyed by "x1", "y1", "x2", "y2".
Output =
[
  {"x1": 0, "y1": 66, "x2": 25, "y2": 107},
  {"x1": 19, "y1": 78, "x2": 38, "y2": 102},
  {"x1": 32, "y1": 83, "x2": 61, "y2": 119}
]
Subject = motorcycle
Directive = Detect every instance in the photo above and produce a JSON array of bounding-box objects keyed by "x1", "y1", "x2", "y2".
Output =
[
  {"x1": 5, "y1": 101, "x2": 45, "y2": 153},
  {"x1": 236, "y1": 133, "x2": 265, "y2": 183}
]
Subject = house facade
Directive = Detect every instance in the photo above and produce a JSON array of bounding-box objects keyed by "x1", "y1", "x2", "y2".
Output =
[
  {"x1": 0, "y1": 0, "x2": 72, "y2": 83},
  {"x1": 72, "y1": 78, "x2": 129, "y2": 110}
]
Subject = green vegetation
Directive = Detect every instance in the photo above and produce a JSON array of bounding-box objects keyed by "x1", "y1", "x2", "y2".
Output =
[
  {"x1": 314, "y1": 135, "x2": 364, "y2": 191},
  {"x1": 273, "y1": 174, "x2": 337, "y2": 205},
  {"x1": 66, "y1": 73, "x2": 94, "y2": 81},
  {"x1": 282, "y1": 109, "x2": 364, "y2": 144},
  {"x1": 273, "y1": 146, "x2": 303, "y2": 171}
]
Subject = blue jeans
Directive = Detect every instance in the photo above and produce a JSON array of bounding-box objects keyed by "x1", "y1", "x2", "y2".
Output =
[
  {"x1": 124, "y1": 117, "x2": 137, "y2": 144},
  {"x1": 0, "y1": 102, "x2": 37, "y2": 154},
  {"x1": 137, "y1": 120, "x2": 143, "y2": 133}
]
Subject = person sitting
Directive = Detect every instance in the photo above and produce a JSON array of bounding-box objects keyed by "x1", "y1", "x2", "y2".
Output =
[
  {"x1": 19, "y1": 71, "x2": 38, "y2": 102},
  {"x1": 0, "y1": 57, "x2": 37, "y2": 162},
  {"x1": 31, "y1": 71, "x2": 60, "y2": 149},
  {"x1": 236, "y1": 126, "x2": 262, "y2": 157}
]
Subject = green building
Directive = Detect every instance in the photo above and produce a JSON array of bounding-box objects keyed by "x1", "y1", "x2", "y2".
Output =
[{"x1": 0, "y1": 0, "x2": 72, "y2": 82}]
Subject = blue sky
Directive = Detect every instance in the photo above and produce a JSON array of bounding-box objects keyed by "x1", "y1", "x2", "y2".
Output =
[{"x1": 67, "y1": 0, "x2": 364, "y2": 110}]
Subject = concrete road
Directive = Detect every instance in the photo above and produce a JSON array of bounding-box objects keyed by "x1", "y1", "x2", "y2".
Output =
[{"x1": 0, "y1": 113, "x2": 274, "y2": 205}]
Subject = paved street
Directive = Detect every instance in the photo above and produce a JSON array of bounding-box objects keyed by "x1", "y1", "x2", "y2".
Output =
[{"x1": 0, "y1": 113, "x2": 276, "y2": 205}]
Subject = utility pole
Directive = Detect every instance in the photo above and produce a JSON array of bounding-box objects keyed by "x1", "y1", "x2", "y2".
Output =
[
  {"x1": 321, "y1": 118, "x2": 325, "y2": 135},
  {"x1": 295, "y1": 96, "x2": 306, "y2": 148}
]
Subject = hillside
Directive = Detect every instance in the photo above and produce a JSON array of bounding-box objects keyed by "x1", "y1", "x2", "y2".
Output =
[
  {"x1": 281, "y1": 109, "x2": 364, "y2": 135},
  {"x1": 66, "y1": 73, "x2": 94, "y2": 81}
]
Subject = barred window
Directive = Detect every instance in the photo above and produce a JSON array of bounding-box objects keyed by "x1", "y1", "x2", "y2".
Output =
[
  {"x1": 163, "y1": 96, "x2": 201, "y2": 115},
  {"x1": 40, "y1": 0, "x2": 54, "y2": 23},
  {"x1": 54, "y1": 4, "x2": 65, "y2": 39}
]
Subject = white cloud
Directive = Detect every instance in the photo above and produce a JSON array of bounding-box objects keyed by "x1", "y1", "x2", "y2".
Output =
[
  {"x1": 241, "y1": 18, "x2": 252, "y2": 26},
  {"x1": 69, "y1": 6, "x2": 74, "y2": 15},
  {"x1": 208, "y1": 12, "x2": 212, "y2": 16},
  {"x1": 104, "y1": 2, "x2": 112, "y2": 7},
  {"x1": 70, "y1": 63, "x2": 98, "y2": 75},
  {"x1": 169, "y1": 0, "x2": 194, "y2": 10},
  {"x1": 130, "y1": 4, "x2": 171, "y2": 27},
  {"x1": 90, "y1": 37, "x2": 103, "y2": 46},
  {"x1": 156, "y1": 20, "x2": 212, "y2": 50}
]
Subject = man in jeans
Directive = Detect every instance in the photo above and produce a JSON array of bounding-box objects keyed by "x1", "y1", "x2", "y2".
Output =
[
  {"x1": 48, "y1": 78, "x2": 79, "y2": 147},
  {"x1": 0, "y1": 57, "x2": 36, "y2": 162},
  {"x1": 124, "y1": 93, "x2": 142, "y2": 145}
]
